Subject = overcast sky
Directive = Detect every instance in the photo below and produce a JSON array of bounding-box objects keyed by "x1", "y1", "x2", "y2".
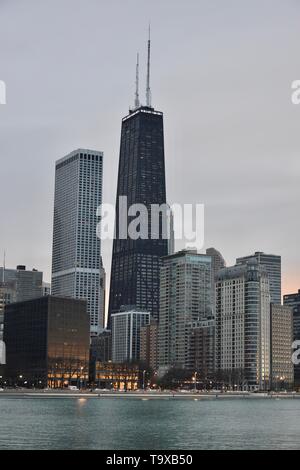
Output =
[{"x1": 0, "y1": 0, "x2": 299, "y2": 296}]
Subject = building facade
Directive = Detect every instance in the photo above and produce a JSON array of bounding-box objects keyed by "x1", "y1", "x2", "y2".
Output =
[
  {"x1": 206, "y1": 247, "x2": 226, "y2": 316},
  {"x1": 270, "y1": 304, "x2": 294, "y2": 390},
  {"x1": 3, "y1": 296, "x2": 90, "y2": 388},
  {"x1": 111, "y1": 308, "x2": 150, "y2": 363},
  {"x1": 158, "y1": 250, "x2": 212, "y2": 370},
  {"x1": 91, "y1": 362, "x2": 140, "y2": 391},
  {"x1": 0, "y1": 265, "x2": 43, "y2": 303},
  {"x1": 108, "y1": 104, "x2": 168, "y2": 325},
  {"x1": 284, "y1": 289, "x2": 300, "y2": 387},
  {"x1": 188, "y1": 317, "x2": 215, "y2": 379},
  {"x1": 236, "y1": 252, "x2": 281, "y2": 304},
  {"x1": 215, "y1": 259, "x2": 271, "y2": 390},
  {"x1": 51, "y1": 149, "x2": 105, "y2": 336},
  {"x1": 140, "y1": 318, "x2": 159, "y2": 370},
  {"x1": 90, "y1": 330, "x2": 112, "y2": 364},
  {"x1": 0, "y1": 265, "x2": 43, "y2": 340}
]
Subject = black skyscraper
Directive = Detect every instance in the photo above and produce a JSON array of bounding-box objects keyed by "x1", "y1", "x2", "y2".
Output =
[{"x1": 108, "y1": 35, "x2": 168, "y2": 324}]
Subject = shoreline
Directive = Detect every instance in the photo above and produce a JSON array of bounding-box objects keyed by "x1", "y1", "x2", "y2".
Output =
[{"x1": 0, "y1": 390, "x2": 299, "y2": 400}]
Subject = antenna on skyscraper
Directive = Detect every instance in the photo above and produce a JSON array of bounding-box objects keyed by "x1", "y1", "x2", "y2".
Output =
[
  {"x1": 134, "y1": 53, "x2": 140, "y2": 109},
  {"x1": 2, "y1": 250, "x2": 5, "y2": 283},
  {"x1": 146, "y1": 23, "x2": 152, "y2": 107}
]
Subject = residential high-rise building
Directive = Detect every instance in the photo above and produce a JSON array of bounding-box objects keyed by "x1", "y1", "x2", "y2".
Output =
[
  {"x1": 188, "y1": 317, "x2": 215, "y2": 379},
  {"x1": 167, "y1": 205, "x2": 175, "y2": 255},
  {"x1": 284, "y1": 289, "x2": 300, "y2": 387},
  {"x1": 51, "y1": 149, "x2": 104, "y2": 336},
  {"x1": 108, "y1": 37, "x2": 168, "y2": 325},
  {"x1": 215, "y1": 259, "x2": 271, "y2": 390},
  {"x1": 3, "y1": 296, "x2": 90, "y2": 388},
  {"x1": 140, "y1": 318, "x2": 159, "y2": 370},
  {"x1": 270, "y1": 304, "x2": 294, "y2": 390},
  {"x1": 236, "y1": 252, "x2": 281, "y2": 304},
  {"x1": 206, "y1": 247, "x2": 226, "y2": 316},
  {"x1": 111, "y1": 307, "x2": 150, "y2": 363},
  {"x1": 158, "y1": 250, "x2": 212, "y2": 370}
]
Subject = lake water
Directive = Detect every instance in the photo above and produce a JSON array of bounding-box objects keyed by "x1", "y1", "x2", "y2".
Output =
[{"x1": 0, "y1": 397, "x2": 300, "y2": 450}]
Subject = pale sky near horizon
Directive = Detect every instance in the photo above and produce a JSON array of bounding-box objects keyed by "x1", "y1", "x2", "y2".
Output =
[{"x1": 0, "y1": 0, "x2": 299, "y2": 298}]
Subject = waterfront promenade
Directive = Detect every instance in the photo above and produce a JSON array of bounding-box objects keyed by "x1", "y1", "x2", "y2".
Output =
[{"x1": 0, "y1": 389, "x2": 299, "y2": 400}]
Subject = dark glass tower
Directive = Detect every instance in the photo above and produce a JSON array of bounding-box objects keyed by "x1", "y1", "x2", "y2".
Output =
[
  {"x1": 108, "y1": 36, "x2": 168, "y2": 323},
  {"x1": 108, "y1": 105, "x2": 168, "y2": 323}
]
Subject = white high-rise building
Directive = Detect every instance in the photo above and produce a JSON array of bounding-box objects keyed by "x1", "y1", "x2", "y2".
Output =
[
  {"x1": 111, "y1": 308, "x2": 150, "y2": 363},
  {"x1": 215, "y1": 258, "x2": 271, "y2": 390},
  {"x1": 51, "y1": 149, "x2": 104, "y2": 336}
]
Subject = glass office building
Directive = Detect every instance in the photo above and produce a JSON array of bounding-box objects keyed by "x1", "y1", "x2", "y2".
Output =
[{"x1": 3, "y1": 296, "x2": 90, "y2": 388}]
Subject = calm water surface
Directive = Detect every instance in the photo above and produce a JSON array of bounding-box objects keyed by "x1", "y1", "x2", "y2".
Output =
[{"x1": 0, "y1": 398, "x2": 300, "y2": 450}]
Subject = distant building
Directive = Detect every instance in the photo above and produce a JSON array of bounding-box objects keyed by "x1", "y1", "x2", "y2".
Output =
[
  {"x1": 111, "y1": 308, "x2": 150, "y2": 363},
  {"x1": 51, "y1": 149, "x2": 104, "y2": 337},
  {"x1": 0, "y1": 265, "x2": 43, "y2": 303},
  {"x1": 0, "y1": 265, "x2": 43, "y2": 340},
  {"x1": 0, "y1": 282, "x2": 16, "y2": 341},
  {"x1": 270, "y1": 304, "x2": 294, "y2": 390},
  {"x1": 140, "y1": 318, "x2": 158, "y2": 370},
  {"x1": 236, "y1": 252, "x2": 281, "y2": 304},
  {"x1": 158, "y1": 250, "x2": 212, "y2": 370},
  {"x1": 167, "y1": 205, "x2": 175, "y2": 255},
  {"x1": 3, "y1": 296, "x2": 90, "y2": 388},
  {"x1": 42, "y1": 282, "x2": 51, "y2": 296},
  {"x1": 215, "y1": 259, "x2": 271, "y2": 390},
  {"x1": 284, "y1": 289, "x2": 300, "y2": 387},
  {"x1": 90, "y1": 330, "x2": 112, "y2": 364},
  {"x1": 206, "y1": 247, "x2": 226, "y2": 316},
  {"x1": 0, "y1": 339, "x2": 5, "y2": 365},
  {"x1": 188, "y1": 317, "x2": 215, "y2": 378}
]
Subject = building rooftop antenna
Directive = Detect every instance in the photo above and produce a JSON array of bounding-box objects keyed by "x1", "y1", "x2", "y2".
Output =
[
  {"x1": 134, "y1": 52, "x2": 140, "y2": 109},
  {"x1": 2, "y1": 250, "x2": 5, "y2": 283},
  {"x1": 146, "y1": 23, "x2": 152, "y2": 107}
]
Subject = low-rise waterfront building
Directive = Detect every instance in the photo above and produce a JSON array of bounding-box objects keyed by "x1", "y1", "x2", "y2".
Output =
[
  {"x1": 3, "y1": 296, "x2": 90, "y2": 388},
  {"x1": 91, "y1": 361, "x2": 139, "y2": 390}
]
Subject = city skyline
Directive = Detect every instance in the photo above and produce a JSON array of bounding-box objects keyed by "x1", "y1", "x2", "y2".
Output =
[{"x1": 0, "y1": 0, "x2": 299, "y2": 297}]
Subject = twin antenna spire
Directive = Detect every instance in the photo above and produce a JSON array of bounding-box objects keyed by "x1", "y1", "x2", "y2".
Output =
[{"x1": 134, "y1": 25, "x2": 152, "y2": 109}]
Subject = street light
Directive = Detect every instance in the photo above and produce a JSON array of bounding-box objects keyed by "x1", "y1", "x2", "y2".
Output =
[
  {"x1": 142, "y1": 370, "x2": 146, "y2": 391},
  {"x1": 194, "y1": 372, "x2": 197, "y2": 392}
]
